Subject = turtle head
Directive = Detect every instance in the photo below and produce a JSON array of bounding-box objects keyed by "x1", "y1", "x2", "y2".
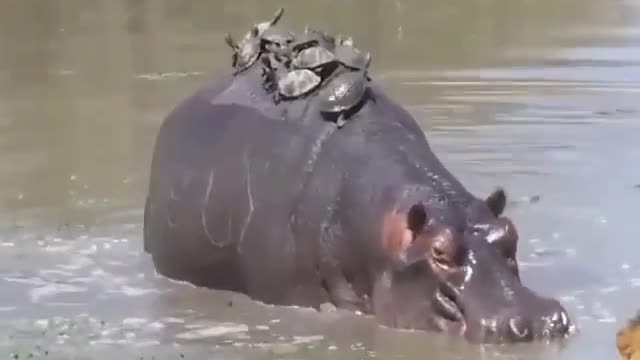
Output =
[
  {"x1": 224, "y1": 33, "x2": 238, "y2": 50},
  {"x1": 270, "y1": 7, "x2": 285, "y2": 27}
]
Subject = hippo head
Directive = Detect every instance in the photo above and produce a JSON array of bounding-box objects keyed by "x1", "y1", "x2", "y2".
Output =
[{"x1": 374, "y1": 187, "x2": 573, "y2": 343}]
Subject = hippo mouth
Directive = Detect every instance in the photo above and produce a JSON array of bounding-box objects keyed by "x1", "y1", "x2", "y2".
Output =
[
  {"x1": 432, "y1": 285, "x2": 466, "y2": 335},
  {"x1": 429, "y1": 283, "x2": 574, "y2": 343}
]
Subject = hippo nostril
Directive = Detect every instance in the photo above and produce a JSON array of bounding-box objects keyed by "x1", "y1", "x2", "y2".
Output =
[
  {"x1": 543, "y1": 309, "x2": 572, "y2": 337},
  {"x1": 508, "y1": 316, "x2": 530, "y2": 340}
]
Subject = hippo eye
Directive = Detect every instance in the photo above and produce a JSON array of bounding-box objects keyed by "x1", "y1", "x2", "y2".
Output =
[
  {"x1": 432, "y1": 247, "x2": 446, "y2": 262},
  {"x1": 430, "y1": 231, "x2": 464, "y2": 269},
  {"x1": 432, "y1": 247, "x2": 455, "y2": 269}
]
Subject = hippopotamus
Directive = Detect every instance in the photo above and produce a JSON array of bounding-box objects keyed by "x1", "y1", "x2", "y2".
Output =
[{"x1": 142, "y1": 15, "x2": 573, "y2": 344}]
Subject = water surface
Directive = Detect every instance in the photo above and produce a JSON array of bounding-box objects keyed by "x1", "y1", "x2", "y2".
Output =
[{"x1": 1, "y1": 0, "x2": 639, "y2": 359}]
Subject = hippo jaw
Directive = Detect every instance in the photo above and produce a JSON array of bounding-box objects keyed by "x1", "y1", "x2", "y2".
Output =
[{"x1": 373, "y1": 188, "x2": 574, "y2": 343}]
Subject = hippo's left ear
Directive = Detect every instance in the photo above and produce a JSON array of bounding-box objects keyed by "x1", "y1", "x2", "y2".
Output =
[
  {"x1": 383, "y1": 202, "x2": 429, "y2": 265},
  {"x1": 391, "y1": 203, "x2": 433, "y2": 267},
  {"x1": 407, "y1": 202, "x2": 427, "y2": 233},
  {"x1": 485, "y1": 187, "x2": 507, "y2": 217}
]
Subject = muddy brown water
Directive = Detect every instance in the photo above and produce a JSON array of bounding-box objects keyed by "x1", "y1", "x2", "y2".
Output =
[{"x1": 1, "y1": 0, "x2": 639, "y2": 359}]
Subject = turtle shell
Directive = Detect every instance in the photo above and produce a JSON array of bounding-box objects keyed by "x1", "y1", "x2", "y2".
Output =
[
  {"x1": 317, "y1": 70, "x2": 368, "y2": 113},
  {"x1": 291, "y1": 46, "x2": 337, "y2": 70},
  {"x1": 261, "y1": 26, "x2": 294, "y2": 46},
  {"x1": 291, "y1": 27, "x2": 335, "y2": 53},
  {"x1": 290, "y1": 34, "x2": 320, "y2": 54},
  {"x1": 277, "y1": 69, "x2": 322, "y2": 99},
  {"x1": 334, "y1": 44, "x2": 371, "y2": 71}
]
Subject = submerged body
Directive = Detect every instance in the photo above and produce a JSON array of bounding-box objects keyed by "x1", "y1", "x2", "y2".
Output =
[{"x1": 143, "y1": 18, "x2": 573, "y2": 344}]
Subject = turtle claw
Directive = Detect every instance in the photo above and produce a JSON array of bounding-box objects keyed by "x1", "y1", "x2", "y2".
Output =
[{"x1": 336, "y1": 115, "x2": 346, "y2": 128}]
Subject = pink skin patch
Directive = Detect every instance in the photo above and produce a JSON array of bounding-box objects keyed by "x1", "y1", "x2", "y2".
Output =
[{"x1": 381, "y1": 208, "x2": 414, "y2": 261}]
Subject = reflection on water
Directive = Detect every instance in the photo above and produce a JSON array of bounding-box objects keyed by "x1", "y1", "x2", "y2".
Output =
[{"x1": 1, "y1": 0, "x2": 639, "y2": 359}]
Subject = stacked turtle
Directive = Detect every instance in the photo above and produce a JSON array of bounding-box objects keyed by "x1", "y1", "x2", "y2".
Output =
[{"x1": 223, "y1": 8, "x2": 372, "y2": 128}]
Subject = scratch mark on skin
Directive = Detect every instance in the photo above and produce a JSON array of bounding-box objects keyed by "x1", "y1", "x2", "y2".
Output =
[
  {"x1": 288, "y1": 124, "x2": 336, "y2": 230},
  {"x1": 201, "y1": 169, "x2": 222, "y2": 246},
  {"x1": 303, "y1": 125, "x2": 336, "y2": 174},
  {"x1": 167, "y1": 208, "x2": 177, "y2": 228},
  {"x1": 227, "y1": 212, "x2": 233, "y2": 245},
  {"x1": 239, "y1": 152, "x2": 255, "y2": 252},
  {"x1": 169, "y1": 184, "x2": 179, "y2": 200}
]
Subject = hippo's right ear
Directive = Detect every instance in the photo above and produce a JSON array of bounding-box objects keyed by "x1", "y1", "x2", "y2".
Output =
[{"x1": 485, "y1": 187, "x2": 507, "y2": 217}]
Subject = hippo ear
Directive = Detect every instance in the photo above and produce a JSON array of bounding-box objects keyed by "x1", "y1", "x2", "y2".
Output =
[
  {"x1": 485, "y1": 187, "x2": 507, "y2": 217},
  {"x1": 407, "y1": 202, "x2": 427, "y2": 234},
  {"x1": 398, "y1": 204, "x2": 437, "y2": 266},
  {"x1": 383, "y1": 204, "x2": 428, "y2": 264}
]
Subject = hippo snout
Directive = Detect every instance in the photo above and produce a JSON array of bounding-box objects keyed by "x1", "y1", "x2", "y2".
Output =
[
  {"x1": 536, "y1": 299, "x2": 573, "y2": 338},
  {"x1": 464, "y1": 298, "x2": 573, "y2": 343}
]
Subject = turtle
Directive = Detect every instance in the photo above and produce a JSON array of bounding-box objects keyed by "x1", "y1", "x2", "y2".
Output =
[
  {"x1": 276, "y1": 69, "x2": 322, "y2": 102},
  {"x1": 334, "y1": 43, "x2": 371, "y2": 71},
  {"x1": 290, "y1": 26, "x2": 335, "y2": 54},
  {"x1": 317, "y1": 70, "x2": 369, "y2": 128},
  {"x1": 291, "y1": 46, "x2": 338, "y2": 72},
  {"x1": 224, "y1": 26, "x2": 261, "y2": 74},
  {"x1": 260, "y1": 25, "x2": 294, "y2": 53}
]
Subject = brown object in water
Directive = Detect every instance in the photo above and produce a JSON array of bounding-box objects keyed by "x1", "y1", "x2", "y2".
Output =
[{"x1": 617, "y1": 311, "x2": 640, "y2": 359}]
